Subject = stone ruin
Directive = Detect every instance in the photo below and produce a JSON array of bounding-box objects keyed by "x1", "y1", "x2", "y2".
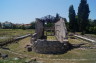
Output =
[
  {"x1": 55, "y1": 18, "x2": 68, "y2": 42},
  {"x1": 31, "y1": 17, "x2": 71, "y2": 54}
]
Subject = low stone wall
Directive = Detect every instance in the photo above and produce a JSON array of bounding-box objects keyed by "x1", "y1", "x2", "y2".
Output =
[
  {"x1": 0, "y1": 34, "x2": 31, "y2": 47},
  {"x1": 32, "y1": 39, "x2": 70, "y2": 54}
]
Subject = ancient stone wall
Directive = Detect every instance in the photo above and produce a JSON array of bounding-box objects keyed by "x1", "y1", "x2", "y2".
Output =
[
  {"x1": 31, "y1": 36, "x2": 70, "y2": 54},
  {"x1": 31, "y1": 17, "x2": 70, "y2": 54},
  {"x1": 55, "y1": 18, "x2": 67, "y2": 42},
  {"x1": 35, "y1": 18, "x2": 44, "y2": 39}
]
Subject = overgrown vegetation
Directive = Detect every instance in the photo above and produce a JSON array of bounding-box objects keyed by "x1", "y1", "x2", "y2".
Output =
[
  {"x1": 68, "y1": 0, "x2": 95, "y2": 35},
  {"x1": 69, "y1": 5, "x2": 76, "y2": 32}
]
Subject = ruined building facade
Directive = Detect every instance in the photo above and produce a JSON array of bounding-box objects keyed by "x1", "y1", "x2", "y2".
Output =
[{"x1": 31, "y1": 17, "x2": 71, "y2": 54}]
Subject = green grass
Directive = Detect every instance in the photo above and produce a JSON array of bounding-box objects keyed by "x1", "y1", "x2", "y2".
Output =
[
  {"x1": 0, "y1": 29, "x2": 35, "y2": 37},
  {"x1": 0, "y1": 37, "x2": 13, "y2": 43},
  {"x1": 47, "y1": 36, "x2": 57, "y2": 41},
  {"x1": 0, "y1": 58, "x2": 37, "y2": 63},
  {"x1": 0, "y1": 30, "x2": 96, "y2": 63},
  {"x1": 0, "y1": 59, "x2": 25, "y2": 63},
  {"x1": 0, "y1": 36, "x2": 95, "y2": 63},
  {"x1": 0, "y1": 29, "x2": 35, "y2": 43},
  {"x1": 68, "y1": 36, "x2": 96, "y2": 47}
]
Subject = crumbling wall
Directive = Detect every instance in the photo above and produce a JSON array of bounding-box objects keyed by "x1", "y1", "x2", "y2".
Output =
[
  {"x1": 31, "y1": 35, "x2": 70, "y2": 54},
  {"x1": 31, "y1": 17, "x2": 70, "y2": 54},
  {"x1": 35, "y1": 18, "x2": 44, "y2": 39},
  {"x1": 55, "y1": 18, "x2": 67, "y2": 42}
]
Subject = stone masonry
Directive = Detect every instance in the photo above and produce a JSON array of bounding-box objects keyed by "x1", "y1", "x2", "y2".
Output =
[
  {"x1": 32, "y1": 39, "x2": 70, "y2": 54},
  {"x1": 35, "y1": 18, "x2": 44, "y2": 39},
  {"x1": 31, "y1": 17, "x2": 70, "y2": 54},
  {"x1": 55, "y1": 18, "x2": 67, "y2": 42}
]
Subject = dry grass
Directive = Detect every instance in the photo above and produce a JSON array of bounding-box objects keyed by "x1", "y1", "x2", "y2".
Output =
[
  {"x1": 0, "y1": 29, "x2": 34, "y2": 43},
  {"x1": 0, "y1": 29, "x2": 34, "y2": 37},
  {"x1": 47, "y1": 36, "x2": 57, "y2": 41},
  {"x1": 0, "y1": 31, "x2": 96, "y2": 63}
]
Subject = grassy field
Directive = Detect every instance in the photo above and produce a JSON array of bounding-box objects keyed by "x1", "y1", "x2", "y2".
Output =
[
  {"x1": 47, "y1": 36, "x2": 57, "y2": 41},
  {"x1": 0, "y1": 29, "x2": 35, "y2": 37},
  {"x1": 0, "y1": 30, "x2": 96, "y2": 63},
  {"x1": 0, "y1": 58, "x2": 37, "y2": 63},
  {"x1": 0, "y1": 29, "x2": 35, "y2": 43},
  {"x1": 0, "y1": 36, "x2": 96, "y2": 63}
]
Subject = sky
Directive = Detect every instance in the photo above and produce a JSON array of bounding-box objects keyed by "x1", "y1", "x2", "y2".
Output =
[{"x1": 0, "y1": 0, "x2": 96, "y2": 24}]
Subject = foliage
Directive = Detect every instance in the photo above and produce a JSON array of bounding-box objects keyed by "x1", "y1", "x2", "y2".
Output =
[
  {"x1": 0, "y1": 22, "x2": 1, "y2": 28},
  {"x1": 40, "y1": 14, "x2": 60, "y2": 23},
  {"x1": 69, "y1": 5, "x2": 76, "y2": 32},
  {"x1": 12, "y1": 24, "x2": 17, "y2": 29},
  {"x1": 64, "y1": 18, "x2": 69, "y2": 31},
  {"x1": 55, "y1": 13, "x2": 60, "y2": 22},
  {"x1": 45, "y1": 22, "x2": 54, "y2": 27},
  {"x1": 87, "y1": 19, "x2": 96, "y2": 34},
  {"x1": 41, "y1": 15, "x2": 55, "y2": 23},
  {"x1": 29, "y1": 21, "x2": 35, "y2": 29},
  {"x1": 68, "y1": 0, "x2": 91, "y2": 35},
  {"x1": 21, "y1": 25, "x2": 26, "y2": 30},
  {"x1": 78, "y1": 0, "x2": 90, "y2": 34}
]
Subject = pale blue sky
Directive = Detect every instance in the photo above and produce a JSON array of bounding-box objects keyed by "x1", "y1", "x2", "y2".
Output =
[{"x1": 0, "y1": 0, "x2": 96, "y2": 24}]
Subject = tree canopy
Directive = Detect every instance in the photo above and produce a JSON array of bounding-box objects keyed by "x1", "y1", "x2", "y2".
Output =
[
  {"x1": 78, "y1": 0, "x2": 90, "y2": 34},
  {"x1": 69, "y1": 5, "x2": 76, "y2": 32}
]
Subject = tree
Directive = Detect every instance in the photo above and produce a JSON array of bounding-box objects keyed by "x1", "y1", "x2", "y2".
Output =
[
  {"x1": 88, "y1": 19, "x2": 96, "y2": 34},
  {"x1": 55, "y1": 13, "x2": 60, "y2": 22},
  {"x1": 78, "y1": 0, "x2": 90, "y2": 34},
  {"x1": 30, "y1": 22, "x2": 35, "y2": 29},
  {"x1": 93, "y1": 20, "x2": 96, "y2": 26},
  {"x1": 63, "y1": 18, "x2": 69, "y2": 31},
  {"x1": 12, "y1": 24, "x2": 17, "y2": 29},
  {"x1": 0, "y1": 22, "x2": 1, "y2": 28},
  {"x1": 69, "y1": 5, "x2": 76, "y2": 32},
  {"x1": 45, "y1": 22, "x2": 54, "y2": 27},
  {"x1": 75, "y1": 15, "x2": 79, "y2": 31},
  {"x1": 21, "y1": 25, "x2": 26, "y2": 30}
]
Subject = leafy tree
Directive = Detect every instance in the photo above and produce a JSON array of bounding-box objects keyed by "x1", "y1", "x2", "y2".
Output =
[
  {"x1": 93, "y1": 20, "x2": 96, "y2": 26},
  {"x1": 21, "y1": 25, "x2": 26, "y2": 30},
  {"x1": 69, "y1": 5, "x2": 76, "y2": 32},
  {"x1": 88, "y1": 19, "x2": 96, "y2": 34},
  {"x1": 75, "y1": 15, "x2": 79, "y2": 31},
  {"x1": 12, "y1": 24, "x2": 17, "y2": 29},
  {"x1": 55, "y1": 13, "x2": 60, "y2": 22},
  {"x1": 78, "y1": 0, "x2": 90, "y2": 34},
  {"x1": 30, "y1": 22, "x2": 35, "y2": 29},
  {"x1": 41, "y1": 15, "x2": 55, "y2": 23},
  {"x1": 45, "y1": 22, "x2": 54, "y2": 27},
  {"x1": 63, "y1": 18, "x2": 69, "y2": 31}
]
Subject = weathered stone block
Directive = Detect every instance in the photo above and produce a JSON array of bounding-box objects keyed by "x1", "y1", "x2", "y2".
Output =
[{"x1": 32, "y1": 39, "x2": 70, "y2": 54}]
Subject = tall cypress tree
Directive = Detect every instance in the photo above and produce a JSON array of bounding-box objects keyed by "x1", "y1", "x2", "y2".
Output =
[
  {"x1": 69, "y1": 5, "x2": 76, "y2": 32},
  {"x1": 78, "y1": 0, "x2": 90, "y2": 34}
]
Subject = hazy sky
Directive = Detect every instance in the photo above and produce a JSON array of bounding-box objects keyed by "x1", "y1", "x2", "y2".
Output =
[{"x1": 0, "y1": 0, "x2": 96, "y2": 24}]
